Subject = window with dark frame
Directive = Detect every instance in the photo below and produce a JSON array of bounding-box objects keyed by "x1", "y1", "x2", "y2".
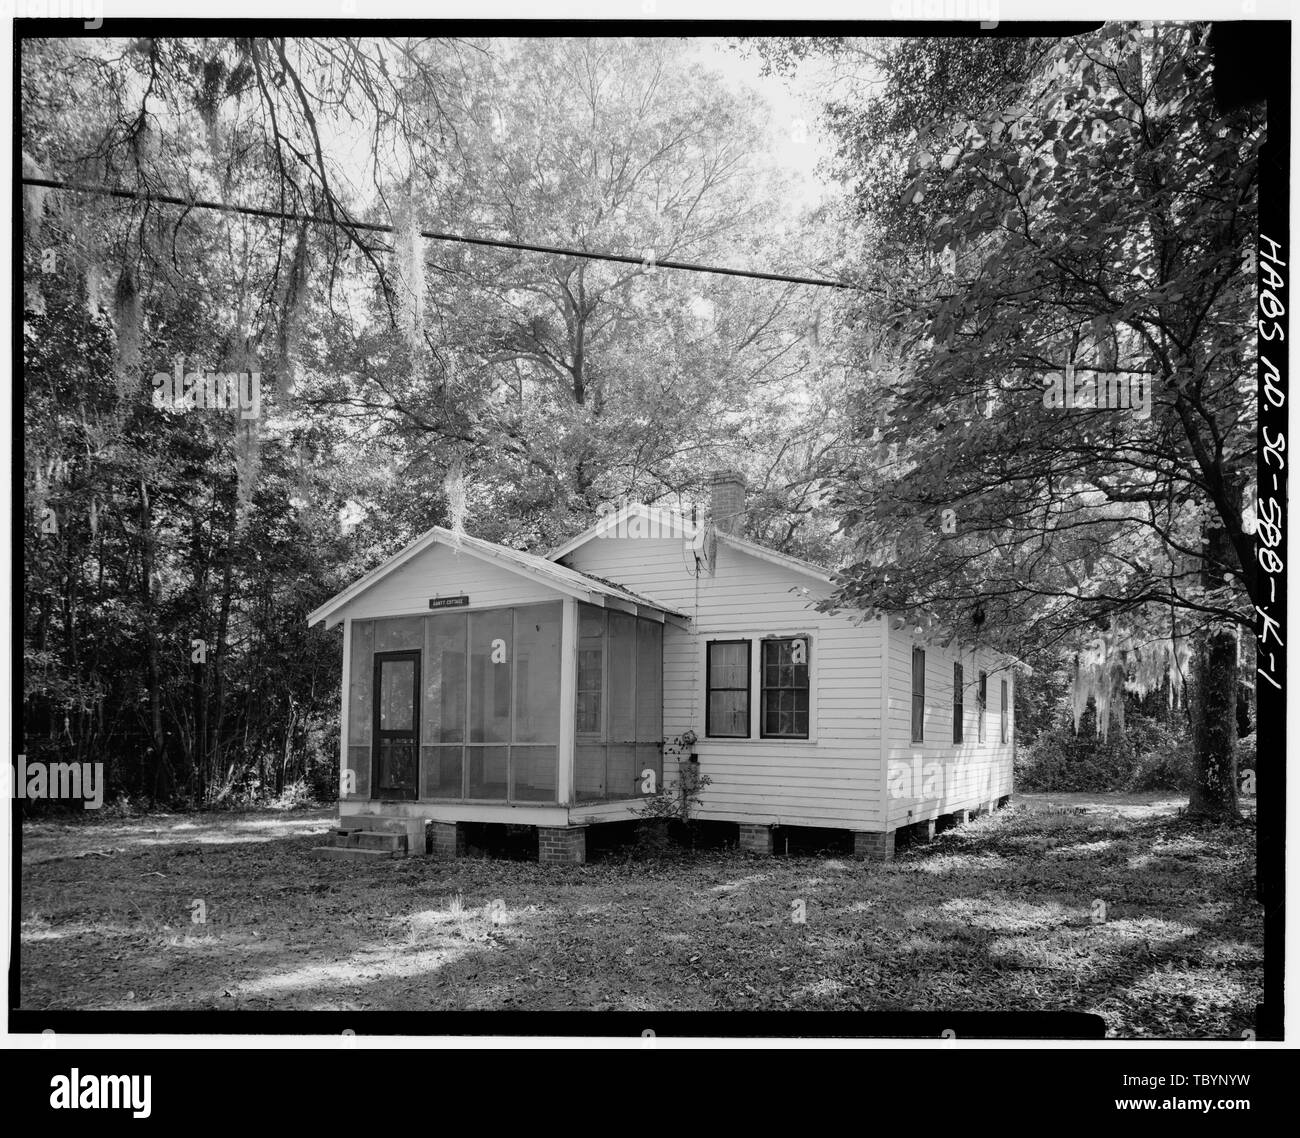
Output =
[
  {"x1": 977, "y1": 670, "x2": 988, "y2": 743},
  {"x1": 760, "y1": 637, "x2": 810, "y2": 739},
  {"x1": 911, "y1": 645, "x2": 926, "y2": 743},
  {"x1": 1001, "y1": 678, "x2": 1009, "y2": 744},
  {"x1": 952, "y1": 661, "x2": 964, "y2": 744},
  {"x1": 706, "y1": 640, "x2": 750, "y2": 738}
]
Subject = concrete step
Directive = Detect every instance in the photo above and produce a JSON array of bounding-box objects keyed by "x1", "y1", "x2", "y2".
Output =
[
  {"x1": 309, "y1": 846, "x2": 399, "y2": 860},
  {"x1": 348, "y1": 830, "x2": 407, "y2": 852}
]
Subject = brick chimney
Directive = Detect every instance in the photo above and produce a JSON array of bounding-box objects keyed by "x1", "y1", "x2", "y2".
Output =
[{"x1": 708, "y1": 470, "x2": 746, "y2": 536}]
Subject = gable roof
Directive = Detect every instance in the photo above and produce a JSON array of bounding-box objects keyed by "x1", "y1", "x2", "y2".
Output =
[
  {"x1": 307, "y1": 525, "x2": 687, "y2": 629},
  {"x1": 547, "y1": 502, "x2": 836, "y2": 585}
]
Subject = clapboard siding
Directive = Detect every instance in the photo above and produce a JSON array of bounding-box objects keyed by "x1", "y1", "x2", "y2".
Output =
[
  {"x1": 885, "y1": 630, "x2": 1015, "y2": 825},
  {"x1": 342, "y1": 542, "x2": 557, "y2": 619},
  {"x1": 565, "y1": 536, "x2": 886, "y2": 830}
]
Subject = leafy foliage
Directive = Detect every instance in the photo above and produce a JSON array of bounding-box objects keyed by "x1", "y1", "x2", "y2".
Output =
[
  {"x1": 776, "y1": 25, "x2": 1258, "y2": 815},
  {"x1": 21, "y1": 36, "x2": 837, "y2": 805}
]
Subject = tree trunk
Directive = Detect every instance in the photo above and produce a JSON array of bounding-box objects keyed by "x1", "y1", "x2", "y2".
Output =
[
  {"x1": 139, "y1": 479, "x2": 171, "y2": 802},
  {"x1": 210, "y1": 554, "x2": 235, "y2": 800},
  {"x1": 1188, "y1": 520, "x2": 1240, "y2": 819},
  {"x1": 1187, "y1": 625, "x2": 1240, "y2": 818}
]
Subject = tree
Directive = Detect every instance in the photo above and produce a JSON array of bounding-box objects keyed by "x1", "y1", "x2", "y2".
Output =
[
  {"x1": 399, "y1": 37, "x2": 827, "y2": 545},
  {"x1": 20, "y1": 35, "x2": 451, "y2": 803},
  {"x1": 21, "y1": 35, "x2": 839, "y2": 803},
  {"x1": 792, "y1": 25, "x2": 1259, "y2": 818}
]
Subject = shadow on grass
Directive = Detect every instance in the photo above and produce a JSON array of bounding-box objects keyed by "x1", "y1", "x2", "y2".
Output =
[{"x1": 18, "y1": 800, "x2": 1262, "y2": 1034}]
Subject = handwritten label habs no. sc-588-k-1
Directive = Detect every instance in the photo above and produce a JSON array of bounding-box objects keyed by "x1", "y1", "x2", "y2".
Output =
[{"x1": 1256, "y1": 234, "x2": 1285, "y2": 693}]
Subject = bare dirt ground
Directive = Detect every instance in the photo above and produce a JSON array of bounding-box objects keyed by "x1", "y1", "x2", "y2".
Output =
[{"x1": 18, "y1": 794, "x2": 1261, "y2": 1037}]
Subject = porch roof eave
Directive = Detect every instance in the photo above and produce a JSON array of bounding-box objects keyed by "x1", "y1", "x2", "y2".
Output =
[{"x1": 307, "y1": 525, "x2": 688, "y2": 630}]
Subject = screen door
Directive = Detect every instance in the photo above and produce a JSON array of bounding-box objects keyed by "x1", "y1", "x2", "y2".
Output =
[{"x1": 373, "y1": 650, "x2": 420, "y2": 799}]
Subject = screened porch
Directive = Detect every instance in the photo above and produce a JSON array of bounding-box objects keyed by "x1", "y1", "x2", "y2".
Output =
[{"x1": 345, "y1": 601, "x2": 663, "y2": 806}]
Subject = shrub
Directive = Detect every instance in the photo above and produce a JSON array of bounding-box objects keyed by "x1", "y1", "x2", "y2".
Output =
[
  {"x1": 632, "y1": 818, "x2": 675, "y2": 857},
  {"x1": 1016, "y1": 700, "x2": 1193, "y2": 792},
  {"x1": 271, "y1": 779, "x2": 315, "y2": 810},
  {"x1": 1126, "y1": 729, "x2": 1193, "y2": 791}
]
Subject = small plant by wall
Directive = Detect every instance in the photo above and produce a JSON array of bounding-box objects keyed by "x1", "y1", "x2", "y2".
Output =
[{"x1": 633, "y1": 731, "x2": 711, "y2": 853}]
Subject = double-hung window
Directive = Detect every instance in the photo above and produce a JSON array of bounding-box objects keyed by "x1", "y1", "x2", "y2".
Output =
[
  {"x1": 706, "y1": 641, "x2": 750, "y2": 738},
  {"x1": 952, "y1": 662, "x2": 964, "y2": 744},
  {"x1": 760, "y1": 637, "x2": 810, "y2": 739},
  {"x1": 911, "y1": 646, "x2": 926, "y2": 743}
]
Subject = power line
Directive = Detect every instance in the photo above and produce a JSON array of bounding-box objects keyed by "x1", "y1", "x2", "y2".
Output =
[{"x1": 22, "y1": 177, "x2": 857, "y2": 291}]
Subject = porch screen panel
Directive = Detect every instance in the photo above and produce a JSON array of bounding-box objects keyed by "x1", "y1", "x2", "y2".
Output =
[
  {"x1": 607, "y1": 745, "x2": 637, "y2": 799},
  {"x1": 608, "y1": 613, "x2": 638, "y2": 743},
  {"x1": 513, "y1": 604, "x2": 561, "y2": 743},
  {"x1": 346, "y1": 746, "x2": 371, "y2": 798},
  {"x1": 468, "y1": 745, "x2": 508, "y2": 799},
  {"x1": 374, "y1": 615, "x2": 424, "y2": 653},
  {"x1": 423, "y1": 746, "x2": 463, "y2": 800},
  {"x1": 511, "y1": 746, "x2": 557, "y2": 802},
  {"x1": 510, "y1": 604, "x2": 561, "y2": 801},
  {"x1": 574, "y1": 608, "x2": 664, "y2": 802},
  {"x1": 636, "y1": 745, "x2": 661, "y2": 793},
  {"x1": 422, "y1": 613, "x2": 466, "y2": 799},
  {"x1": 348, "y1": 621, "x2": 374, "y2": 745},
  {"x1": 574, "y1": 604, "x2": 607, "y2": 801},
  {"x1": 469, "y1": 609, "x2": 513, "y2": 744},
  {"x1": 346, "y1": 621, "x2": 374, "y2": 797},
  {"x1": 575, "y1": 744, "x2": 607, "y2": 800},
  {"x1": 608, "y1": 610, "x2": 637, "y2": 793},
  {"x1": 636, "y1": 621, "x2": 663, "y2": 789}
]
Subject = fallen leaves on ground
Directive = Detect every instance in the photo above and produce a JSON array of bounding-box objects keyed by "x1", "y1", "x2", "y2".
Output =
[{"x1": 18, "y1": 797, "x2": 1261, "y2": 1036}]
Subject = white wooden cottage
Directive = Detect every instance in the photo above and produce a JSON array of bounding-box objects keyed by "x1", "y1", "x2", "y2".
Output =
[{"x1": 307, "y1": 474, "x2": 1015, "y2": 862}]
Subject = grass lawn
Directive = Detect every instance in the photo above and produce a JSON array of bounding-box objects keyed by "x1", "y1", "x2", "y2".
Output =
[{"x1": 18, "y1": 793, "x2": 1261, "y2": 1037}]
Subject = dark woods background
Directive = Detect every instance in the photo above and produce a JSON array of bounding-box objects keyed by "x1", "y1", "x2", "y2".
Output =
[{"x1": 18, "y1": 24, "x2": 1270, "y2": 817}]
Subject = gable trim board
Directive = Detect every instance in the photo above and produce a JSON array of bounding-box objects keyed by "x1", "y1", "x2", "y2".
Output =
[{"x1": 308, "y1": 524, "x2": 687, "y2": 630}]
